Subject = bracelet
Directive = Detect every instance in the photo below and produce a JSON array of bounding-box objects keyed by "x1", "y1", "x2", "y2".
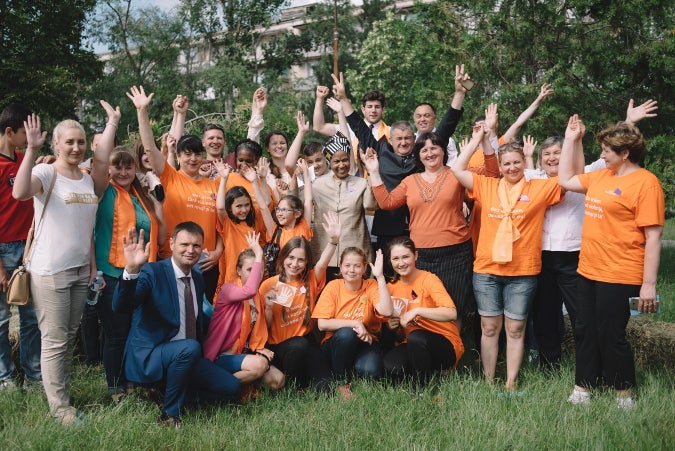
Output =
[{"x1": 106, "y1": 122, "x2": 119, "y2": 129}]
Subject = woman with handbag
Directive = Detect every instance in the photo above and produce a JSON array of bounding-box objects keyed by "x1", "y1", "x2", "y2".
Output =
[{"x1": 12, "y1": 102, "x2": 120, "y2": 426}]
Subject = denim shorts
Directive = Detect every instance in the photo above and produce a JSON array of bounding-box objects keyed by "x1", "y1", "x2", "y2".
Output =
[
  {"x1": 214, "y1": 353, "x2": 246, "y2": 373},
  {"x1": 472, "y1": 273, "x2": 537, "y2": 320}
]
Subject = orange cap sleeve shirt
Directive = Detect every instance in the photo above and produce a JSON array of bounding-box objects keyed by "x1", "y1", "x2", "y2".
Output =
[
  {"x1": 576, "y1": 168, "x2": 664, "y2": 285},
  {"x1": 387, "y1": 271, "x2": 464, "y2": 365},
  {"x1": 470, "y1": 174, "x2": 564, "y2": 276},
  {"x1": 230, "y1": 294, "x2": 268, "y2": 354},
  {"x1": 159, "y1": 161, "x2": 221, "y2": 258},
  {"x1": 312, "y1": 278, "x2": 382, "y2": 343},
  {"x1": 261, "y1": 271, "x2": 326, "y2": 345},
  {"x1": 268, "y1": 217, "x2": 313, "y2": 246}
]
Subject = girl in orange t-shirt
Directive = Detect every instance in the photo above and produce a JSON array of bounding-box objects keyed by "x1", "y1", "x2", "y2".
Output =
[
  {"x1": 383, "y1": 237, "x2": 464, "y2": 385},
  {"x1": 311, "y1": 248, "x2": 393, "y2": 400},
  {"x1": 452, "y1": 120, "x2": 563, "y2": 392},
  {"x1": 558, "y1": 115, "x2": 664, "y2": 408},
  {"x1": 257, "y1": 211, "x2": 340, "y2": 392}
]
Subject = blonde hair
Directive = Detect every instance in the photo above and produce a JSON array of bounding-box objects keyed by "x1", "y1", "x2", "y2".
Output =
[{"x1": 51, "y1": 119, "x2": 86, "y2": 155}]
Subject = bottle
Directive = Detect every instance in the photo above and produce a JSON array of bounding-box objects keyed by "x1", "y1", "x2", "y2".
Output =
[{"x1": 87, "y1": 270, "x2": 104, "y2": 306}]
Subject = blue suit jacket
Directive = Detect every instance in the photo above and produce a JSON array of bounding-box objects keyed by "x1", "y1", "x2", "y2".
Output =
[{"x1": 112, "y1": 258, "x2": 206, "y2": 384}]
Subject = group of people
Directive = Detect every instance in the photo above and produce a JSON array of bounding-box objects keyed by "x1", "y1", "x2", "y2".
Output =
[{"x1": 0, "y1": 65, "x2": 663, "y2": 427}]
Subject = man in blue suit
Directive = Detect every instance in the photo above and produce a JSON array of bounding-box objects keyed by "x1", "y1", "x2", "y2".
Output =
[{"x1": 113, "y1": 222, "x2": 239, "y2": 429}]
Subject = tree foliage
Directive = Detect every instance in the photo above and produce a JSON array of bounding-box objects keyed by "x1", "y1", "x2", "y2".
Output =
[{"x1": 0, "y1": 0, "x2": 101, "y2": 128}]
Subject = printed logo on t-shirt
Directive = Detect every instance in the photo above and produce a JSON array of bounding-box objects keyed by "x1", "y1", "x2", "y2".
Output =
[
  {"x1": 6, "y1": 172, "x2": 17, "y2": 187},
  {"x1": 391, "y1": 297, "x2": 409, "y2": 316},
  {"x1": 604, "y1": 188, "x2": 622, "y2": 196},
  {"x1": 64, "y1": 193, "x2": 98, "y2": 204},
  {"x1": 584, "y1": 196, "x2": 604, "y2": 220},
  {"x1": 519, "y1": 195, "x2": 530, "y2": 202}
]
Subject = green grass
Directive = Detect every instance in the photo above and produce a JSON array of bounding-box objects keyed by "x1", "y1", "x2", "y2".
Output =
[
  {"x1": 663, "y1": 218, "x2": 675, "y2": 241},
  {"x1": 657, "y1": 246, "x2": 675, "y2": 322},
  {"x1": 1, "y1": 360, "x2": 674, "y2": 450}
]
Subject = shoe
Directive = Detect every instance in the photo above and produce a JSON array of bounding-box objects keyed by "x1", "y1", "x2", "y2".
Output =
[
  {"x1": 617, "y1": 396, "x2": 635, "y2": 410},
  {"x1": 22, "y1": 378, "x2": 43, "y2": 391},
  {"x1": 0, "y1": 379, "x2": 18, "y2": 391},
  {"x1": 144, "y1": 387, "x2": 165, "y2": 406},
  {"x1": 158, "y1": 412, "x2": 181, "y2": 430},
  {"x1": 567, "y1": 389, "x2": 590, "y2": 405}
]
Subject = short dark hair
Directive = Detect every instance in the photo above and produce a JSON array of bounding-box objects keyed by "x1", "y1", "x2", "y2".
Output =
[
  {"x1": 224, "y1": 186, "x2": 256, "y2": 227},
  {"x1": 390, "y1": 121, "x2": 414, "y2": 134},
  {"x1": 362, "y1": 91, "x2": 385, "y2": 108},
  {"x1": 413, "y1": 132, "x2": 449, "y2": 170},
  {"x1": 172, "y1": 221, "x2": 204, "y2": 240},
  {"x1": 234, "y1": 138, "x2": 263, "y2": 160},
  {"x1": 414, "y1": 103, "x2": 436, "y2": 115},
  {"x1": 0, "y1": 103, "x2": 32, "y2": 135},
  {"x1": 177, "y1": 134, "x2": 204, "y2": 155},
  {"x1": 302, "y1": 141, "x2": 324, "y2": 157}
]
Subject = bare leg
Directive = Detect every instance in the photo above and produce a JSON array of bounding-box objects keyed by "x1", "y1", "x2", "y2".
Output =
[
  {"x1": 233, "y1": 355, "x2": 269, "y2": 384},
  {"x1": 480, "y1": 315, "x2": 503, "y2": 383},
  {"x1": 504, "y1": 317, "x2": 526, "y2": 391}
]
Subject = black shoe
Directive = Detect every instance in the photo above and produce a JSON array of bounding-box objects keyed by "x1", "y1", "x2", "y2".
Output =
[
  {"x1": 157, "y1": 412, "x2": 181, "y2": 430},
  {"x1": 144, "y1": 387, "x2": 165, "y2": 406}
]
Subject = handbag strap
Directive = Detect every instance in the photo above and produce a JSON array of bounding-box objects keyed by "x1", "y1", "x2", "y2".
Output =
[
  {"x1": 23, "y1": 165, "x2": 57, "y2": 264},
  {"x1": 272, "y1": 226, "x2": 282, "y2": 245}
]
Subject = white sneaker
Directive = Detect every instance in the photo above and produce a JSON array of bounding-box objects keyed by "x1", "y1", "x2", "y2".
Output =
[
  {"x1": 567, "y1": 389, "x2": 590, "y2": 405},
  {"x1": 617, "y1": 396, "x2": 635, "y2": 410},
  {"x1": 0, "y1": 379, "x2": 18, "y2": 391}
]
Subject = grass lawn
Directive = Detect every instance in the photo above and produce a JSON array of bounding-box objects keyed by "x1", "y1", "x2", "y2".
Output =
[
  {"x1": 1, "y1": 359, "x2": 673, "y2": 450},
  {"x1": 664, "y1": 218, "x2": 675, "y2": 241}
]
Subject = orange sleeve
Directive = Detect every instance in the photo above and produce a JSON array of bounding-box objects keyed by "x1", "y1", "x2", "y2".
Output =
[
  {"x1": 372, "y1": 179, "x2": 408, "y2": 210},
  {"x1": 311, "y1": 280, "x2": 339, "y2": 319}
]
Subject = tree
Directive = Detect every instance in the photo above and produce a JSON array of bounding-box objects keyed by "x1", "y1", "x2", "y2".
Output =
[{"x1": 0, "y1": 0, "x2": 101, "y2": 129}]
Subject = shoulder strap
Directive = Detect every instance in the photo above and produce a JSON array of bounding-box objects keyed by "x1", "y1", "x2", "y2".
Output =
[
  {"x1": 272, "y1": 226, "x2": 282, "y2": 244},
  {"x1": 24, "y1": 166, "x2": 57, "y2": 264}
]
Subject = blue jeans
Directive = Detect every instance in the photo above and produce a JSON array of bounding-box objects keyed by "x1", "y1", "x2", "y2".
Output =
[
  {"x1": 0, "y1": 240, "x2": 41, "y2": 382},
  {"x1": 473, "y1": 273, "x2": 537, "y2": 320},
  {"x1": 321, "y1": 327, "x2": 383, "y2": 384}
]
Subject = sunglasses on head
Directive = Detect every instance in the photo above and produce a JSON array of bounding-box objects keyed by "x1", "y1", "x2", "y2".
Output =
[
  {"x1": 204, "y1": 123, "x2": 224, "y2": 132},
  {"x1": 93, "y1": 125, "x2": 106, "y2": 134}
]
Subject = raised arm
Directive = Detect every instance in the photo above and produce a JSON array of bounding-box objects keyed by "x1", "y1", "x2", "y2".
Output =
[
  {"x1": 284, "y1": 111, "x2": 310, "y2": 174},
  {"x1": 168, "y1": 94, "x2": 188, "y2": 141},
  {"x1": 625, "y1": 98, "x2": 658, "y2": 125},
  {"x1": 435, "y1": 64, "x2": 471, "y2": 140},
  {"x1": 248, "y1": 87, "x2": 267, "y2": 143},
  {"x1": 326, "y1": 97, "x2": 350, "y2": 138},
  {"x1": 502, "y1": 83, "x2": 554, "y2": 143},
  {"x1": 370, "y1": 250, "x2": 393, "y2": 317},
  {"x1": 557, "y1": 114, "x2": 586, "y2": 193},
  {"x1": 214, "y1": 160, "x2": 232, "y2": 222},
  {"x1": 126, "y1": 86, "x2": 166, "y2": 175},
  {"x1": 313, "y1": 211, "x2": 341, "y2": 279},
  {"x1": 297, "y1": 158, "x2": 314, "y2": 221},
  {"x1": 313, "y1": 86, "x2": 338, "y2": 137},
  {"x1": 523, "y1": 135, "x2": 537, "y2": 170},
  {"x1": 12, "y1": 114, "x2": 47, "y2": 200},
  {"x1": 451, "y1": 123, "x2": 486, "y2": 191},
  {"x1": 242, "y1": 165, "x2": 275, "y2": 235},
  {"x1": 333, "y1": 72, "x2": 378, "y2": 155},
  {"x1": 91, "y1": 100, "x2": 121, "y2": 197}
]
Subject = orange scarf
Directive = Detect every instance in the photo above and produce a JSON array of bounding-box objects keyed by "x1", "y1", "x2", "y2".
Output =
[
  {"x1": 492, "y1": 178, "x2": 525, "y2": 264},
  {"x1": 353, "y1": 121, "x2": 390, "y2": 177},
  {"x1": 109, "y1": 181, "x2": 159, "y2": 267}
]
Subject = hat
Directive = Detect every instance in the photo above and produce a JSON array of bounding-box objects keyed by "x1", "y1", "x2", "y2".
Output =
[{"x1": 322, "y1": 131, "x2": 351, "y2": 161}]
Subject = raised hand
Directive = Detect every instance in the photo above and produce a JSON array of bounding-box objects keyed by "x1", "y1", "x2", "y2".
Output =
[
  {"x1": 626, "y1": 98, "x2": 658, "y2": 125},
  {"x1": 330, "y1": 72, "x2": 347, "y2": 101},
  {"x1": 240, "y1": 164, "x2": 258, "y2": 183},
  {"x1": 361, "y1": 147, "x2": 379, "y2": 174},
  {"x1": 213, "y1": 159, "x2": 232, "y2": 179},
  {"x1": 369, "y1": 249, "x2": 384, "y2": 279},
  {"x1": 252, "y1": 87, "x2": 268, "y2": 113},
  {"x1": 276, "y1": 179, "x2": 289, "y2": 197},
  {"x1": 458, "y1": 137, "x2": 471, "y2": 154},
  {"x1": 244, "y1": 230, "x2": 263, "y2": 260},
  {"x1": 321, "y1": 210, "x2": 341, "y2": 244},
  {"x1": 484, "y1": 103, "x2": 498, "y2": 134},
  {"x1": 523, "y1": 135, "x2": 537, "y2": 158},
  {"x1": 23, "y1": 114, "x2": 47, "y2": 150},
  {"x1": 326, "y1": 97, "x2": 343, "y2": 114},
  {"x1": 256, "y1": 157, "x2": 270, "y2": 179},
  {"x1": 122, "y1": 228, "x2": 150, "y2": 274},
  {"x1": 565, "y1": 114, "x2": 582, "y2": 141},
  {"x1": 296, "y1": 111, "x2": 310, "y2": 134},
  {"x1": 537, "y1": 83, "x2": 554, "y2": 102},
  {"x1": 471, "y1": 122, "x2": 486, "y2": 141},
  {"x1": 126, "y1": 85, "x2": 154, "y2": 110},
  {"x1": 100, "y1": 99, "x2": 121, "y2": 125},
  {"x1": 316, "y1": 85, "x2": 330, "y2": 100},
  {"x1": 454, "y1": 64, "x2": 472, "y2": 93},
  {"x1": 172, "y1": 95, "x2": 189, "y2": 114}
]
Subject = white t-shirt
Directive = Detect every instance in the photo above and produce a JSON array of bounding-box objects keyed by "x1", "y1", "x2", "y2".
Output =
[{"x1": 29, "y1": 164, "x2": 98, "y2": 275}]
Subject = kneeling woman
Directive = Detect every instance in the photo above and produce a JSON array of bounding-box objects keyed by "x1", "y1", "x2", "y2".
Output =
[
  {"x1": 383, "y1": 237, "x2": 464, "y2": 384},
  {"x1": 312, "y1": 248, "x2": 393, "y2": 400},
  {"x1": 203, "y1": 232, "x2": 285, "y2": 395},
  {"x1": 257, "y1": 212, "x2": 341, "y2": 392}
]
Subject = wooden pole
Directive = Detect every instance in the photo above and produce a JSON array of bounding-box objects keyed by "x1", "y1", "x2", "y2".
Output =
[{"x1": 333, "y1": 0, "x2": 339, "y2": 76}]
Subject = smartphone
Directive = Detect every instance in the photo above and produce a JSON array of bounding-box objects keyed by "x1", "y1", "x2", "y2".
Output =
[
  {"x1": 460, "y1": 78, "x2": 475, "y2": 91},
  {"x1": 629, "y1": 295, "x2": 661, "y2": 315}
]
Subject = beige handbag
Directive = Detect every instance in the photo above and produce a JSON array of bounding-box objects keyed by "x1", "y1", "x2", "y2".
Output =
[{"x1": 7, "y1": 168, "x2": 57, "y2": 306}]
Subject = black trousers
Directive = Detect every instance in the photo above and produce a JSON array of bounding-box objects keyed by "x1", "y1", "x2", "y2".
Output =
[
  {"x1": 269, "y1": 334, "x2": 332, "y2": 392},
  {"x1": 533, "y1": 251, "x2": 580, "y2": 368},
  {"x1": 575, "y1": 277, "x2": 637, "y2": 391},
  {"x1": 383, "y1": 329, "x2": 456, "y2": 383}
]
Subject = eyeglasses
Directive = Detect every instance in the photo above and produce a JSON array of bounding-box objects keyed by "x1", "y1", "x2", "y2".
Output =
[
  {"x1": 275, "y1": 208, "x2": 296, "y2": 214},
  {"x1": 93, "y1": 125, "x2": 105, "y2": 134},
  {"x1": 498, "y1": 142, "x2": 524, "y2": 152},
  {"x1": 204, "y1": 123, "x2": 224, "y2": 132}
]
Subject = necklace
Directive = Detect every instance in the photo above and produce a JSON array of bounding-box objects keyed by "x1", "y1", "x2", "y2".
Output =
[{"x1": 414, "y1": 168, "x2": 448, "y2": 204}]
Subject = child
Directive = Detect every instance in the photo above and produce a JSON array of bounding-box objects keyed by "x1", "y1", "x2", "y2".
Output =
[
  {"x1": 258, "y1": 211, "x2": 341, "y2": 392},
  {"x1": 311, "y1": 248, "x2": 393, "y2": 400}
]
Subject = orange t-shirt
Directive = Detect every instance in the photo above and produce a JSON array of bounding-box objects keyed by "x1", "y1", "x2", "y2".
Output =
[
  {"x1": 312, "y1": 278, "x2": 383, "y2": 343},
  {"x1": 267, "y1": 217, "x2": 313, "y2": 249},
  {"x1": 217, "y1": 215, "x2": 267, "y2": 289},
  {"x1": 230, "y1": 292, "x2": 268, "y2": 354},
  {"x1": 467, "y1": 136, "x2": 506, "y2": 169},
  {"x1": 470, "y1": 174, "x2": 563, "y2": 276},
  {"x1": 225, "y1": 171, "x2": 276, "y2": 213},
  {"x1": 258, "y1": 271, "x2": 326, "y2": 345},
  {"x1": 159, "y1": 162, "x2": 220, "y2": 258},
  {"x1": 387, "y1": 270, "x2": 464, "y2": 366},
  {"x1": 576, "y1": 168, "x2": 664, "y2": 285}
]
